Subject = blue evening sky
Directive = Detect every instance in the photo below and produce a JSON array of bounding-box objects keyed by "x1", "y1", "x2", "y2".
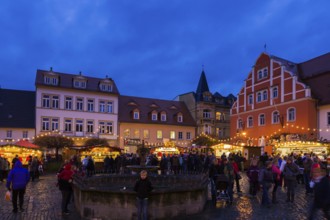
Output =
[{"x1": 0, "y1": 0, "x2": 329, "y2": 100}]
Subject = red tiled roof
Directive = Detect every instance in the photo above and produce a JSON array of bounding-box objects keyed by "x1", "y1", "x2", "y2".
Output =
[{"x1": 15, "y1": 140, "x2": 40, "y2": 149}]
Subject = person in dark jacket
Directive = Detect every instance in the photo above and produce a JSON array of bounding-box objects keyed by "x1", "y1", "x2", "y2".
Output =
[
  {"x1": 308, "y1": 168, "x2": 330, "y2": 219},
  {"x1": 303, "y1": 154, "x2": 313, "y2": 194},
  {"x1": 259, "y1": 161, "x2": 274, "y2": 207},
  {"x1": 6, "y1": 160, "x2": 30, "y2": 213},
  {"x1": 57, "y1": 163, "x2": 74, "y2": 215},
  {"x1": 247, "y1": 159, "x2": 260, "y2": 197},
  {"x1": 283, "y1": 157, "x2": 300, "y2": 203},
  {"x1": 134, "y1": 170, "x2": 153, "y2": 220}
]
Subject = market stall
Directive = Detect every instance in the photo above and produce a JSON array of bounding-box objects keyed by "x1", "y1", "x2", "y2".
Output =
[
  {"x1": 78, "y1": 146, "x2": 121, "y2": 163},
  {"x1": 0, "y1": 140, "x2": 42, "y2": 165},
  {"x1": 274, "y1": 141, "x2": 328, "y2": 157},
  {"x1": 211, "y1": 143, "x2": 243, "y2": 158},
  {"x1": 151, "y1": 146, "x2": 185, "y2": 159}
]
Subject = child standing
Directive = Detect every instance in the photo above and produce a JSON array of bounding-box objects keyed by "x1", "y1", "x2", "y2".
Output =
[{"x1": 134, "y1": 170, "x2": 153, "y2": 220}]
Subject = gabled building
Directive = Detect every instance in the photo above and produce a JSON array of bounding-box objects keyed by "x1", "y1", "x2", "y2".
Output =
[
  {"x1": 176, "y1": 70, "x2": 236, "y2": 140},
  {"x1": 230, "y1": 52, "x2": 330, "y2": 154},
  {"x1": 0, "y1": 89, "x2": 35, "y2": 143},
  {"x1": 118, "y1": 95, "x2": 196, "y2": 153},
  {"x1": 35, "y1": 68, "x2": 120, "y2": 147}
]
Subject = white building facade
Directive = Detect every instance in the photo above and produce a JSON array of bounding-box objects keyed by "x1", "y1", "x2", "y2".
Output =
[{"x1": 35, "y1": 69, "x2": 120, "y2": 147}]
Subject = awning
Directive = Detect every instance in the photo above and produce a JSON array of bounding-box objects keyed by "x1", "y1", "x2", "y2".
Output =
[{"x1": 15, "y1": 140, "x2": 40, "y2": 149}]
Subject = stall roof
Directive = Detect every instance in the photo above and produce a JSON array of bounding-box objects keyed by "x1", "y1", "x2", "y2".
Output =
[{"x1": 15, "y1": 140, "x2": 40, "y2": 149}]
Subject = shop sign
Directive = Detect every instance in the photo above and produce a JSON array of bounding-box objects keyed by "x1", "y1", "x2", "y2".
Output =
[
  {"x1": 124, "y1": 138, "x2": 141, "y2": 146},
  {"x1": 286, "y1": 134, "x2": 300, "y2": 141}
]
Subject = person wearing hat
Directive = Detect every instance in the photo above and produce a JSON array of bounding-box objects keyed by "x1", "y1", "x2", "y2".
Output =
[{"x1": 283, "y1": 157, "x2": 300, "y2": 203}]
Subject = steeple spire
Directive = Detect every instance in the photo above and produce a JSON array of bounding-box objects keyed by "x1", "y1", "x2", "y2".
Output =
[
  {"x1": 195, "y1": 67, "x2": 210, "y2": 102},
  {"x1": 196, "y1": 68, "x2": 209, "y2": 94}
]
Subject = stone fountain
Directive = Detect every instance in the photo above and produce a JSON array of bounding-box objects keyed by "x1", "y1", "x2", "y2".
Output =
[{"x1": 72, "y1": 140, "x2": 209, "y2": 219}]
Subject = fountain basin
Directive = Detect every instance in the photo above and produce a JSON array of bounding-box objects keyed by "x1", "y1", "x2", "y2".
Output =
[{"x1": 73, "y1": 174, "x2": 209, "y2": 220}]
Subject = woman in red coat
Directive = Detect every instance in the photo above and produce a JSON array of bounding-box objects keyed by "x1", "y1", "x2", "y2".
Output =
[{"x1": 57, "y1": 164, "x2": 74, "y2": 215}]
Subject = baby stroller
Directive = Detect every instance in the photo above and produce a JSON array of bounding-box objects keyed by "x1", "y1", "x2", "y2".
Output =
[{"x1": 215, "y1": 174, "x2": 231, "y2": 204}]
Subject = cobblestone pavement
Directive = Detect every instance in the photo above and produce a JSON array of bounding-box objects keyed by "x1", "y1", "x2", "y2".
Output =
[{"x1": 0, "y1": 173, "x2": 327, "y2": 220}]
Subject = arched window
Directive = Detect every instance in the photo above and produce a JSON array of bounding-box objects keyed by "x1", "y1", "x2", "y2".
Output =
[
  {"x1": 272, "y1": 87, "x2": 278, "y2": 99},
  {"x1": 272, "y1": 111, "x2": 279, "y2": 124},
  {"x1": 259, "y1": 114, "x2": 265, "y2": 126},
  {"x1": 263, "y1": 90, "x2": 268, "y2": 101},
  {"x1": 247, "y1": 116, "x2": 253, "y2": 128},
  {"x1": 257, "y1": 92, "x2": 262, "y2": 102},
  {"x1": 287, "y1": 108, "x2": 296, "y2": 121},
  {"x1": 237, "y1": 119, "x2": 243, "y2": 129},
  {"x1": 263, "y1": 69, "x2": 268, "y2": 78}
]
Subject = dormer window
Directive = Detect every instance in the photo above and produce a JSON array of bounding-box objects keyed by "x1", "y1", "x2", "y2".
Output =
[
  {"x1": 100, "y1": 84, "x2": 112, "y2": 92},
  {"x1": 151, "y1": 111, "x2": 158, "y2": 121},
  {"x1": 177, "y1": 113, "x2": 183, "y2": 123},
  {"x1": 99, "y1": 78, "x2": 113, "y2": 92},
  {"x1": 44, "y1": 76, "x2": 58, "y2": 85},
  {"x1": 133, "y1": 110, "x2": 140, "y2": 120},
  {"x1": 161, "y1": 112, "x2": 167, "y2": 121},
  {"x1": 73, "y1": 80, "x2": 87, "y2": 89}
]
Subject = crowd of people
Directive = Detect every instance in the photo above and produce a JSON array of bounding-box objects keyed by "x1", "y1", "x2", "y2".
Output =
[
  {"x1": 207, "y1": 151, "x2": 329, "y2": 220},
  {"x1": 3, "y1": 150, "x2": 329, "y2": 218}
]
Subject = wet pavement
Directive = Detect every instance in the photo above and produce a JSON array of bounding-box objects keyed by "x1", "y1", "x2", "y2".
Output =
[{"x1": 0, "y1": 172, "x2": 327, "y2": 220}]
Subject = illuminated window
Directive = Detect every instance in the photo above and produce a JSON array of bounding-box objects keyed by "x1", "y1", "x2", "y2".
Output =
[
  {"x1": 99, "y1": 121, "x2": 113, "y2": 134},
  {"x1": 157, "y1": 130, "x2": 162, "y2": 139},
  {"x1": 170, "y1": 131, "x2": 176, "y2": 139},
  {"x1": 143, "y1": 130, "x2": 149, "y2": 139},
  {"x1": 133, "y1": 129, "x2": 140, "y2": 138}
]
